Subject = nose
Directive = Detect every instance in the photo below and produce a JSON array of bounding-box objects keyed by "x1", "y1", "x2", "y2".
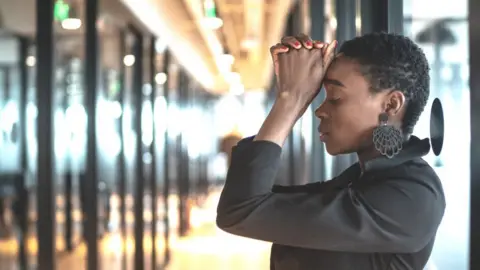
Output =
[{"x1": 314, "y1": 103, "x2": 328, "y2": 120}]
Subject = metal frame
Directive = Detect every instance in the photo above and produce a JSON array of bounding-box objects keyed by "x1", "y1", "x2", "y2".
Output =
[
  {"x1": 118, "y1": 30, "x2": 127, "y2": 246},
  {"x1": 84, "y1": 0, "x2": 100, "y2": 268},
  {"x1": 470, "y1": 0, "x2": 480, "y2": 268},
  {"x1": 35, "y1": 0, "x2": 55, "y2": 269},
  {"x1": 16, "y1": 35, "x2": 29, "y2": 270},
  {"x1": 130, "y1": 25, "x2": 145, "y2": 270},
  {"x1": 162, "y1": 50, "x2": 171, "y2": 264},
  {"x1": 177, "y1": 68, "x2": 190, "y2": 236},
  {"x1": 149, "y1": 36, "x2": 158, "y2": 268},
  {"x1": 360, "y1": 0, "x2": 403, "y2": 34},
  {"x1": 309, "y1": 0, "x2": 327, "y2": 182}
]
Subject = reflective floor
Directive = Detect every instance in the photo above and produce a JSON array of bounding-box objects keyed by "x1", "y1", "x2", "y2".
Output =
[{"x1": 0, "y1": 191, "x2": 271, "y2": 270}]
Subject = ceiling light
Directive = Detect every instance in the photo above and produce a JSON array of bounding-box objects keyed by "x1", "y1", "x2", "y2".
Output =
[
  {"x1": 202, "y1": 17, "x2": 223, "y2": 30},
  {"x1": 123, "y1": 54, "x2": 135, "y2": 66},
  {"x1": 225, "y1": 72, "x2": 241, "y2": 84},
  {"x1": 26, "y1": 56, "x2": 36, "y2": 67},
  {"x1": 229, "y1": 83, "x2": 244, "y2": 95},
  {"x1": 155, "y1": 38, "x2": 167, "y2": 53},
  {"x1": 202, "y1": 0, "x2": 223, "y2": 30},
  {"x1": 61, "y1": 18, "x2": 82, "y2": 30},
  {"x1": 155, "y1": 72, "x2": 167, "y2": 85},
  {"x1": 216, "y1": 54, "x2": 235, "y2": 73},
  {"x1": 220, "y1": 54, "x2": 234, "y2": 65},
  {"x1": 329, "y1": 17, "x2": 337, "y2": 29},
  {"x1": 241, "y1": 38, "x2": 259, "y2": 49},
  {"x1": 120, "y1": 0, "x2": 215, "y2": 89}
]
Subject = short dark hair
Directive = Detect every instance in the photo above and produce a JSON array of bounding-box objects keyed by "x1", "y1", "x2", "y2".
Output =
[{"x1": 338, "y1": 32, "x2": 430, "y2": 135}]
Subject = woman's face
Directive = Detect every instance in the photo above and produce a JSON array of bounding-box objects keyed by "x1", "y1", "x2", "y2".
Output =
[{"x1": 315, "y1": 55, "x2": 389, "y2": 155}]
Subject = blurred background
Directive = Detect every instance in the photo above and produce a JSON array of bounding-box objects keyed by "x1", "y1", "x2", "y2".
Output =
[{"x1": 0, "y1": 0, "x2": 476, "y2": 269}]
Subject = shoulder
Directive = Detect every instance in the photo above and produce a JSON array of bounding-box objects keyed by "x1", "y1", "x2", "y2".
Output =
[
  {"x1": 389, "y1": 158, "x2": 443, "y2": 194},
  {"x1": 367, "y1": 158, "x2": 442, "y2": 188},
  {"x1": 361, "y1": 158, "x2": 445, "y2": 210}
]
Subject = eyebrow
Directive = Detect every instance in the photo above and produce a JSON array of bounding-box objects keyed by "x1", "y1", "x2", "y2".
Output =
[{"x1": 323, "y1": 78, "x2": 345, "y2": 87}]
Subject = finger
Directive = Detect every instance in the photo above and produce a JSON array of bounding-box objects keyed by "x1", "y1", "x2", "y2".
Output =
[
  {"x1": 323, "y1": 40, "x2": 338, "y2": 66},
  {"x1": 270, "y1": 43, "x2": 289, "y2": 66},
  {"x1": 296, "y1": 33, "x2": 313, "y2": 49},
  {"x1": 270, "y1": 43, "x2": 290, "y2": 56},
  {"x1": 321, "y1": 42, "x2": 329, "y2": 55},
  {"x1": 313, "y1": 40, "x2": 325, "y2": 49},
  {"x1": 281, "y1": 36, "x2": 302, "y2": 49},
  {"x1": 270, "y1": 43, "x2": 289, "y2": 77}
]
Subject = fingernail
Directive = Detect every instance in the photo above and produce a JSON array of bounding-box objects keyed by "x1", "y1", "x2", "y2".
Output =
[
  {"x1": 334, "y1": 40, "x2": 338, "y2": 47},
  {"x1": 294, "y1": 41, "x2": 300, "y2": 47},
  {"x1": 306, "y1": 41, "x2": 312, "y2": 46}
]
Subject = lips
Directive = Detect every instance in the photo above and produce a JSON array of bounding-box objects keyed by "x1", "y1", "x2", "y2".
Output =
[
  {"x1": 317, "y1": 125, "x2": 328, "y2": 135},
  {"x1": 317, "y1": 125, "x2": 329, "y2": 142}
]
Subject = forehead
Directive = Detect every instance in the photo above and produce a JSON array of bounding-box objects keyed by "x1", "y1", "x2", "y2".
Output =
[{"x1": 324, "y1": 54, "x2": 370, "y2": 94}]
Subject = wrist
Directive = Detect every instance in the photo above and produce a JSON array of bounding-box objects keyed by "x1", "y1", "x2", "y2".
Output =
[
  {"x1": 254, "y1": 95, "x2": 301, "y2": 147},
  {"x1": 275, "y1": 90, "x2": 306, "y2": 112}
]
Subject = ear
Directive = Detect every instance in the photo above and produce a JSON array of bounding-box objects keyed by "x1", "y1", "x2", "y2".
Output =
[{"x1": 384, "y1": 90, "x2": 406, "y2": 116}]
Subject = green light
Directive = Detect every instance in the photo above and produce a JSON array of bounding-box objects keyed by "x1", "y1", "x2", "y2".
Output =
[
  {"x1": 54, "y1": 0, "x2": 70, "y2": 22},
  {"x1": 203, "y1": 0, "x2": 217, "y2": 18}
]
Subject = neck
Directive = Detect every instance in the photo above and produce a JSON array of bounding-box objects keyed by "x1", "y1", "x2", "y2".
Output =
[
  {"x1": 356, "y1": 146, "x2": 382, "y2": 172},
  {"x1": 356, "y1": 133, "x2": 411, "y2": 171}
]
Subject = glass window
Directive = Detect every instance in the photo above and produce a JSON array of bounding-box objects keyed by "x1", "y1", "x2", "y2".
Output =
[{"x1": 404, "y1": 0, "x2": 469, "y2": 269}]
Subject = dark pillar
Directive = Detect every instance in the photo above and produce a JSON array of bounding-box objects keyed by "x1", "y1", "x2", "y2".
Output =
[
  {"x1": 360, "y1": 0, "x2": 403, "y2": 35},
  {"x1": 36, "y1": 0, "x2": 55, "y2": 269},
  {"x1": 85, "y1": 0, "x2": 99, "y2": 268},
  {"x1": 132, "y1": 27, "x2": 145, "y2": 270},
  {"x1": 64, "y1": 173, "x2": 73, "y2": 251},
  {"x1": 336, "y1": 0, "x2": 356, "y2": 42},
  {"x1": 309, "y1": 0, "x2": 327, "y2": 182},
  {"x1": 470, "y1": 0, "x2": 480, "y2": 268},
  {"x1": 118, "y1": 30, "x2": 127, "y2": 240},
  {"x1": 149, "y1": 36, "x2": 158, "y2": 269},
  {"x1": 177, "y1": 69, "x2": 190, "y2": 236},
  {"x1": 284, "y1": 2, "x2": 305, "y2": 185},
  {"x1": 162, "y1": 50, "x2": 171, "y2": 264},
  {"x1": 17, "y1": 36, "x2": 29, "y2": 270}
]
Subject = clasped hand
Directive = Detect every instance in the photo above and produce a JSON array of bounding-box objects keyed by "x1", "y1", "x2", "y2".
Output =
[{"x1": 270, "y1": 34, "x2": 337, "y2": 109}]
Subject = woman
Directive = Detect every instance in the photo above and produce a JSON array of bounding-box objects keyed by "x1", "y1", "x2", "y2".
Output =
[{"x1": 216, "y1": 32, "x2": 446, "y2": 270}]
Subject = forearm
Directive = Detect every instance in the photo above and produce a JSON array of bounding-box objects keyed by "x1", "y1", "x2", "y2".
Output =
[{"x1": 254, "y1": 94, "x2": 305, "y2": 146}]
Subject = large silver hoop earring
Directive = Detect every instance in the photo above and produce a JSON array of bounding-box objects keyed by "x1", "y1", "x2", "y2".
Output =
[{"x1": 372, "y1": 113, "x2": 404, "y2": 159}]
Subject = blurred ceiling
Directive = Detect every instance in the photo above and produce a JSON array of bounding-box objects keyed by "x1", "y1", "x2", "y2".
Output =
[
  {"x1": 0, "y1": 0, "x2": 295, "y2": 94},
  {"x1": 123, "y1": 0, "x2": 295, "y2": 94}
]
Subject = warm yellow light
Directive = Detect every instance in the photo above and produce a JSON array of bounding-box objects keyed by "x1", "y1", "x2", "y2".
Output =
[
  {"x1": 225, "y1": 72, "x2": 241, "y2": 84},
  {"x1": 241, "y1": 38, "x2": 259, "y2": 49}
]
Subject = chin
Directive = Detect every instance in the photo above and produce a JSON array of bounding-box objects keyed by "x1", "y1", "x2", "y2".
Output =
[
  {"x1": 324, "y1": 143, "x2": 341, "y2": 156},
  {"x1": 324, "y1": 141, "x2": 352, "y2": 156}
]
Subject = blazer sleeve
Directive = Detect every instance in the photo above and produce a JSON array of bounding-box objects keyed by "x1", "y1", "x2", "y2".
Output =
[{"x1": 216, "y1": 137, "x2": 445, "y2": 253}]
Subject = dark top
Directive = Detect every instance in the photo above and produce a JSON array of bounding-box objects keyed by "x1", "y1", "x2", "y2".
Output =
[{"x1": 216, "y1": 136, "x2": 446, "y2": 270}]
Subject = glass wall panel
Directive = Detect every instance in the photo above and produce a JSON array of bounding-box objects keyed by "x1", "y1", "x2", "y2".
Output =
[{"x1": 404, "y1": 0, "x2": 469, "y2": 269}]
